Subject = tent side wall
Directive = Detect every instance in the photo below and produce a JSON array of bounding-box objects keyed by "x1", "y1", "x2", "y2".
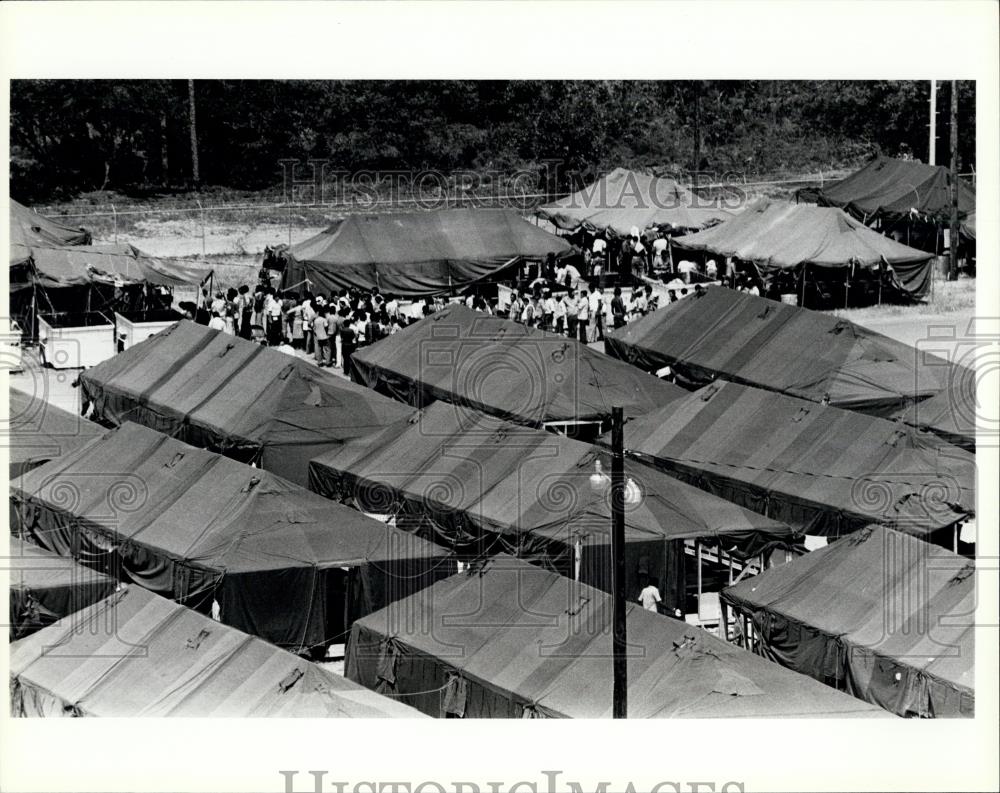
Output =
[
  {"x1": 345, "y1": 622, "x2": 541, "y2": 718},
  {"x1": 720, "y1": 593, "x2": 973, "y2": 718}
]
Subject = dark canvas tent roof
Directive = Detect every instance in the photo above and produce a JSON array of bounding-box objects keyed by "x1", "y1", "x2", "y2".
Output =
[
  {"x1": 894, "y1": 366, "x2": 977, "y2": 451},
  {"x1": 8, "y1": 387, "x2": 107, "y2": 478},
  {"x1": 618, "y1": 380, "x2": 975, "y2": 538},
  {"x1": 536, "y1": 167, "x2": 735, "y2": 235},
  {"x1": 10, "y1": 199, "x2": 91, "y2": 252},
  {"x1": 8, "y1": 536, "x2": 116, "y2": 640},
  {"x1": 671, "y1": 199, "x2": 934, "y2": 298},
  {"x1": 309, "y1": 401, "x2": 794, "y2": 610},
  {"x1": 604, "y1": 286, "x2": 962, "y2": 416},
  {"x1": 351, "y1": 304, "x2": 682, "y2": 427},
  {"x1": 79, "y1": 320, "x2": 415, "y2": 487},
  {"x1": 722, "y1": 526, "x2": 974, "y2": 717},
  {"x1": 11, "y1": 422, "x2": 454, "y2": 650},
  {"x1": 280, "y1": 209, "x2": 571, "y2": 297},
  {"x1": 346, "y1": 554, "x2": 886, "y2": 718},
  {"x1": 799, "y1": 156, "x2": 976, "y2": 222},
  {"x1": 10, "y1": 240, "x2": 211, "y2": 294},
  {"x1": 10, "y1": 585, "x2": 425, "y2": 717}
]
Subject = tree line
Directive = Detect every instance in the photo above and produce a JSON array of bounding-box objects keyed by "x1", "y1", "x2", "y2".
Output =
[{"x1": 10, "y1": 80, "x2": 976, "y2": 202}]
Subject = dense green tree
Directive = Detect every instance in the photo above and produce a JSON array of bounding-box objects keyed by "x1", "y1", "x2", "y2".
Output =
[{"x1": 9, "y1": 79, "x2": 977, "y2": 202}]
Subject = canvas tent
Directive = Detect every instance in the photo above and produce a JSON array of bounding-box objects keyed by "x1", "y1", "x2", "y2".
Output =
[
  {"x1": 536, "y1": 167, "x2": 734, "y2": 236},
  {"x1": 7, "y1": 387, "x2": 106, "y2": 478},
  {"x1": 10, "y1": 199, "x2": 91, "y2": 253},
  {"x1": 309, "y1": 402, "x2": 795, "y2": 614},
  {"x1": 617, "y1": 380, "x2": 975, "y2": 541},
  {"x1": 604, "y1": 286, "x2": 963, "y2": 417},
  {"x1": 722, "y1": 525, "x2": 974, "y2": 718},
  {"x1": 671, "y1": 199, "x2": 935, "y2": 301},
  {"x1": 8, "y1": 536, "x2": 116, "y2": 640},
  {"x1": 79, "y1": 320, "x2": 415, "y2": 487},
  {"x1": 10, "y1": 585, "x2": 425, "y2": 717},
  {"x1": 10, "y1": 422, "x2": 455, "y2": 651},
  {"x1": 350, "y1": 304, "x2": 682, "y2": 433},
  {"x1": 346, "y1": 554, "x2": 886, "y2": 718},
  {"x1": 798, "y1": 156, "x2": 976, "y2": 223},
  {"x1": 278, "y1": 208, "x2": 571, "y2": 298},
  {"x1": 894, "y1": 369, "x2": 977, "y2": 452}
]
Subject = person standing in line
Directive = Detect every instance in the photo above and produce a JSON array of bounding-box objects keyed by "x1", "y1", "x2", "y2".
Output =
[
  {"x1": 328, "y1": 304, "x2": 346, "y2": 368},
  {"x1": 562, "y1": 289, "x2": 577, "y2": 340},
  {"x1": 508, "y1": 289, "x2": 524, "y2": 324},
  {"x1": 611, "y1": 287, "x2": 627, "y2": 329},
  {"x1": 313, "y1": 307, "x2": 331, "y2": 367},
  {"x1": 576, "y1": 285, "x2": 590, "y2": 344},
  {"x1": 638, "y1": 577, "x2": 662, "y2": 613},
  {"x1": 301, "y1": 294, "x2": 316, "y2": 355},
  {"x1": 652, "y1": 232, "x2": 668, "y2": 271},
  {"x1": 553, "y1": 287, "x2": 567, "y2": 335},
  {"x1": 208, "y1": 311, "x2": 226, "y2": 332},
  {"x1": 340, "y1": 309, "x2": 359, "y2": 378},
  {"x1": 588, "y1": 286, "x2": 603, "y2": 342},
  {"x1": 542, "y1": 289, "x2": 556, "y2": 331}
]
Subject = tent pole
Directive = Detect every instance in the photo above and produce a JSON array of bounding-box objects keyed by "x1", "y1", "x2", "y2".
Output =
[
  {"x1": 610, "y1": 406, "x2": 627, "y2": 719},
  {"x1": 720, "y1": 601, "x2": 729, "y2": 642},
  {"x1": 953, "y1": 524, "x2": 959, "y2": 553},
  {"x1": 696, "y1": 540, "x2": 702, "y2": 619},
  {"x1": 799, "y1": 263, "x2": 807, "y2": 307}
]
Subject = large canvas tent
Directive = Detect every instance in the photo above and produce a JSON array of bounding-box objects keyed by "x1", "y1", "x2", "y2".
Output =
[
  {"x1": 279, "y1": 208, "x2": 571, "y2": 298},
  {"x1": 10, "y1": 585, "x2": 425, "y2": 717},
  {"x1": 671, "y1": 199, "x2": 935, "y2": 301},
  {"x1": 721, "y1": 525, "x2": 974, "y2": 718},
  {"x1": 346, "y1": 554, "x2": 886, "y2": 718},
  {"x1": 617, "y1": 380, "x2": 975, "y2": 541},
  {"x1": 309, "y1": 402, "x2": 795, "y2": 614},
  {"x1": 797, "y1": 156, "x2": 976, "y2": 223},
  {"x1": 893, "y1": 362, "x2": 978, "y2": 452},
  {"x1": 79, "y1": 320, "x2": 415, "y2": 487},
  {"x1": 536, "y1": 167, "x2": 734, "y2": 235},
  {"x1": 350, "y1": 304, "x2": 682, "y2": 432},
  {"x1": 10, "y1": 241, "x2": 211, "y2": 295},
  {"x1": 9, "y1": 536, "x2": 116, "y2": 640},
  {"x1": 7, "y1": 387, "x2": 106, "y2": 478},
  {"x1": 604, "y1": 286, "x2": 963, "y2": 417},
  {"x1": 10, "y1": 199, "x2": 91, "y2": 253},
  {"x1": 10, "y1": 423, "x2": 455, "y2": 651}
]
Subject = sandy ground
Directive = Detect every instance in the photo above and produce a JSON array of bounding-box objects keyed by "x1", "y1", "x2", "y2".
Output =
[{"x1": 96, "y1": 219, "x2": 328, "y2": 258}]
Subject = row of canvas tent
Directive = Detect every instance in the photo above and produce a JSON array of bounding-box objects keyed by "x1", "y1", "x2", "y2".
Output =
[
  {"x1": 77, "y1": 316, "x2": 974, "y2": 550},
  {"x1": 8, "y1": 399, "x2": 891, "y2": 718},
  {"x1": 9, "y1": 328, "x2": 976, "y2": 716},
  {"x1": 271, "y1": 163, "x2": 959, "y2": 308}
]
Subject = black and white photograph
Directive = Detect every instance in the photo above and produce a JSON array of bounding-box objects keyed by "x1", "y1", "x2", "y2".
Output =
[{"x1": 1, "y1": 2, "x2": 998, "y2": 792}]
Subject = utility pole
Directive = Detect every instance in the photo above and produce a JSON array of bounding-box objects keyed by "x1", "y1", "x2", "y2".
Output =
[
  {"x1": 610, "y1": 406, "x2": 627, "y2": 719},
  {"x1": 948, "y1": 80, "x2": 959, "y2": 281},
  {"x1": 188, "y1": 79, "x2": 201, "y2": 187},
  {"x1": 928, "y1": 80, "x2": 937, "y2": 165},
  {"x1": 692, "y1": 83, "x2": 701, "y2": 186}
]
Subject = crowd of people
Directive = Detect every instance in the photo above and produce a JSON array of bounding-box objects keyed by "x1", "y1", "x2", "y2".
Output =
[
  {"x1": 182, "y1": 276, "x2": 414, "y2": 373},
  {"x1": 179, "y1": 223, "x2": 768, "y2": 372}
]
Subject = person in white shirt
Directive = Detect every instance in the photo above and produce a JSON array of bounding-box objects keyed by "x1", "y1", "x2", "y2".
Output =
[
  {"x1": 208, "y1": 312, "x2": 226, "y2": 332},
  {"x1": 575, "y1": 287, "x2": 590, "y2": 344},
  {"x1": 542, "y1": 291, "x2": 557, "y2": 331},
  {"x1": 652, "y1": 234, "x2": 668, "y2": 267},
  {"x1": 677, "y1": 260, "x2": 695, "y2": 284},
  {"x1": 638, "y1": 578, "x2": 662, "y2": 613},
  {"x1": 552, "y1": 290, "x2": 567, "y2": 335},
  {"x1": 706, "y1": 259, "x2": 718, "y2": 280},
  {"x1": 588, "y1": 289, "x2": 604, "y2": 342}
]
